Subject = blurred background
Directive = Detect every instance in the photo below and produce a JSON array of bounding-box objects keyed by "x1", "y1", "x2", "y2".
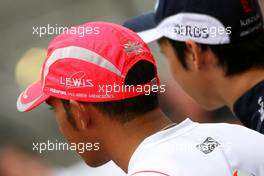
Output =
[{"x1": 1, "y1": 0, "x2": 262, "y2": 175}]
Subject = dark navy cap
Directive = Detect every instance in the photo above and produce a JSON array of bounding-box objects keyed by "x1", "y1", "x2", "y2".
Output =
[{"x1": 124, "y1": 0, "x2": 264, "y2": 44}]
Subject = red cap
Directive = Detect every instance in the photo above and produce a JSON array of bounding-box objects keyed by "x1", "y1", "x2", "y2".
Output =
[{"x1": 17, "y1": 22, "x2": 159, "y2": 112}]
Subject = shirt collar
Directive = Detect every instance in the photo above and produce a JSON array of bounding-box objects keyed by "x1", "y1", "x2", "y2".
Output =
[{"x1": 128, "y1": 118, "x2": 197, "y2": 171}]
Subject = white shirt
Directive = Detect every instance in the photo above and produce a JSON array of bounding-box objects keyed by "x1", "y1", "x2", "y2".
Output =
[{"x1": 128, "y1": 118, "x2": 264, "y2": 176}]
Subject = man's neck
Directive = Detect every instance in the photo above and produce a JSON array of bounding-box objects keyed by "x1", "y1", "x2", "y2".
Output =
[
  {"x1": 102, "y1": 109, "x2": 173, "y2": 173},
  {"x1": 217, "y1": 69, "x2": 264, "y2": 112}
]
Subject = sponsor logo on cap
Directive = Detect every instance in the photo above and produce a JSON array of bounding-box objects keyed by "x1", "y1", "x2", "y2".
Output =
[
  {"x1": 59, "y1": 71, "x2": 94, "y2": 89},
  {"x1": 196, "y1": 137, "x2": 220, "y2": 154},
  {"x1": 240, "y1": 13, "x2": 261, "y2": 27},
  {"x1": 157, "y1": 13, "x2": 231, "y2": 44},
  {"x1": 123, "y1": 41, "x2": 144, "y2": 56},
  {"x1": 241, "y1": 0, "x2": 255, "y2": 13},
  {"x1": 22, "y1": 87, "x2": 30, "y2": 99},
  {"x1": 169, "y1": 23, "x2": 210, "y2": 39}
]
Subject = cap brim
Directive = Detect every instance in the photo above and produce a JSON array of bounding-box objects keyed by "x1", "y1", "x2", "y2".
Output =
[
  {"x1": 17, "y1": 81, "x2": 50, "y2": 112},
  {"x1": 123, "y1": 12, "x2": 163, "y2": 43}
]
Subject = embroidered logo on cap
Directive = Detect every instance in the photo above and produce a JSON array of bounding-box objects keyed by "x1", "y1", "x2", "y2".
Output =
[
  {"x1": 241, "y1": 0, "x2": 255, "y2": 13},
  {"x1": 123, "y1": 41, "x2": 144, "y2": 56},
  {"x1": 59, "y1": 71, "x2": 94, "y2": 89}
]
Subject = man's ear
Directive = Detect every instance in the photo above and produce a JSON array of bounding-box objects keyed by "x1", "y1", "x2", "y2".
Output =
[
  {"x1": 185, "y1": 40, "x2": 205, "y2": 71},
  {"x1": 69, "y1": 100, "x2": 91, "y2": 131}
]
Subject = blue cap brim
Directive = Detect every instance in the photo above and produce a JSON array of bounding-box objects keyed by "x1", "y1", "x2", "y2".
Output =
[{"x1": 123, "y1": 12, "x2": 163, "y2": 43}]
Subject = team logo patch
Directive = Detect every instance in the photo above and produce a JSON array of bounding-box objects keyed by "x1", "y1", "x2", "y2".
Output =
[
  {"x1": 123, "y1": 41, "x2": 144, "y2": 56},
  {"x1": 196, "y1": 137, "x2": 220, "y2": 154},
  {"x1": 233, "y1": 170, "x2": 255, "y2": 176},
  {"x1": 241, "y1": 0, "x2": 255, "y2": 13}
]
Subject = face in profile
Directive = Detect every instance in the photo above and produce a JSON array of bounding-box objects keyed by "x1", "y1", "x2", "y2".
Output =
[
  {"x1": 158, "y1": 39, "x2": 225, "y2": 111},
  {"x1": 46, "y1": 98, "x2": 110, "y2": 167}
]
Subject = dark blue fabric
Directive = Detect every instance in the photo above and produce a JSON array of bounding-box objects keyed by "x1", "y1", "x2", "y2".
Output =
[
  {"x1": 123, "y1": 12, "x2": 156, "y2": 32},
  {"x1": 234, "y1": 80, "x2": 264, "y2": 134}
]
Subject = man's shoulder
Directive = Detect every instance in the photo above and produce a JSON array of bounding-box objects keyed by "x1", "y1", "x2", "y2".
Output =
[
  {"x1": 127, "y1": 145, "x2": 231, "y2": 176},
  {"x1": 127, "y1": 121, "x2": 264, "y2": 176},
  {"x1": 127, "y1": 128, "x2": 228, "y2": 175}
]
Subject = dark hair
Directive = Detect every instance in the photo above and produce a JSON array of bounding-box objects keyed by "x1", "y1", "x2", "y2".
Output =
[
  {"x1": 62, "y1": 60, "x2": 159, "y2": 126},
  {"x1": 165, "y1": 32, "x2": 264, "y2": 76}
]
